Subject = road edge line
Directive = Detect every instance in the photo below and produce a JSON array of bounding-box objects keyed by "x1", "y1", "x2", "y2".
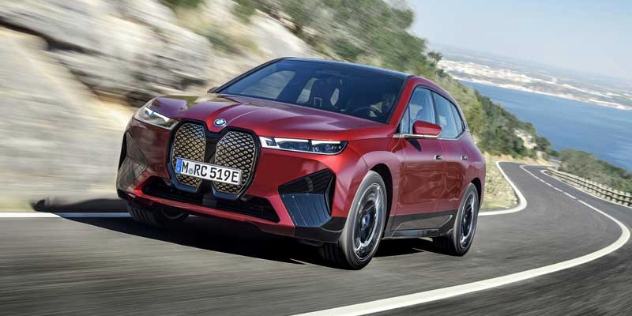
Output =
[
  {"x1": 0, "y1": 162, "x2": 527, "y2": 219},
  {"x1": 479, "y1": 161, "x2": 527, "y2": 216},
  {"x1": 539, "y1": 169, "x2": 632, "y2": 210}
]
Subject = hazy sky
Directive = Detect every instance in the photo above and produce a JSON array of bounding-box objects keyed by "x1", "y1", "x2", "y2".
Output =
[{"x1": 410, "y1": 0, "x2": 632, "y2": 80}]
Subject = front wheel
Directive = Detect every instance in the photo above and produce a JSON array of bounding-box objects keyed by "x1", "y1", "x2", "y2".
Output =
[
  {"x1": 433, "y1": 183, "x2": 479, "y2": 256},
  {"x1": 319, "y1": 171, "x2": 387, "y2": 269}
]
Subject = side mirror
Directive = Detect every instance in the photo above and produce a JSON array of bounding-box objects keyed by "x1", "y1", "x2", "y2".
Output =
[
  {"x1": 207, "y1": 86, "x2": 218, "y2": 93},
  {"x1": 413, "y1": 121, "x2": 442, "y2": 138}
]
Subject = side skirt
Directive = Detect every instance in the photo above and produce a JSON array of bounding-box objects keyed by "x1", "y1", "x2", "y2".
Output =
[{"x1": 383, "y1": 209, "x2": 457, "y2": 239}]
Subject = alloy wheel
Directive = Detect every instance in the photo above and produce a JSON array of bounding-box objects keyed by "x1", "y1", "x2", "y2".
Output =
[{"x1": 352, "y1": 183, "x2": 385, "y2": 259}]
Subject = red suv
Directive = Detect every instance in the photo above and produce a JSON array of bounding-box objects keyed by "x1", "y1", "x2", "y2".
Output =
[{"x1": 117, "y1": 58, "x2": 486, "y2": 269}]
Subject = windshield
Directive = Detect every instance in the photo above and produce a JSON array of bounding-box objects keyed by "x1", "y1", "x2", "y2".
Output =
[{"x1": 219, "y1": 60, "x2": 406, "y2": 124}]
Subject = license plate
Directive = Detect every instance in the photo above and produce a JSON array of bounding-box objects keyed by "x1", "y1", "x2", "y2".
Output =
[{"x1": 175, "y1": 158, "x2": 242, "y2": 185}]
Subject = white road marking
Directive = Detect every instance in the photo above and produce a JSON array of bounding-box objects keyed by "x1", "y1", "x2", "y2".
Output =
[
  {"x1": 0, "y1": 163, "x2": 562, "y2": 220},
  {"x1": 293, "y1": 163, "x2": 631, "y2": 316},
  {"x1": 564, "y1": 192, "x2": 577, "y2": 200},
  {"x1": 479, "y1": 162, "x2": 528, "y2": 216},
  {"x1": 0, "y1": 212, "x2": 130, "y2": 218},
  {"x1": 4, "y1": 161, "x2": 529, "y2": 219}
]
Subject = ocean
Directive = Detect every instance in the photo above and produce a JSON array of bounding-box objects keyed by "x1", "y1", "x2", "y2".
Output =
[{"x1": 461, "y1": 81, "x2": 632, "y2": 171}]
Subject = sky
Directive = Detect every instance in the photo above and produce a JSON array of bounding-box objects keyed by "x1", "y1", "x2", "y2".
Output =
[{"x1": 409, "y1": 0, "x2": 632, "y2": 81}]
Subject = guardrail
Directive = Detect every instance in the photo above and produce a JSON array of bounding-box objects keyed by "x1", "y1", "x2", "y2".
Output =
[{"x1": 544, "y1": 169, "x2": 632, "y2": 207}]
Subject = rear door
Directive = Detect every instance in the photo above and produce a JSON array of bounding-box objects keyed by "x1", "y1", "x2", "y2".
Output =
[
  {"x1": 433, "y1": 93, "x2": 470, "y2": 212},
  {"x1": 394, "y1": 87, "x2": 445, "y2": 217}
]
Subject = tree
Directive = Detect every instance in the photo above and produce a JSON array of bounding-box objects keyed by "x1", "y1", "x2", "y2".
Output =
[
  {"x1": 280, "y1": 0, "x2": 323, "y2": 35},
  {"x1": 428, "y1": 51, "x2": 443, "y2": 65},
  {"x1": 535, "y1": 136, "x2": 552, "y2": 153}
]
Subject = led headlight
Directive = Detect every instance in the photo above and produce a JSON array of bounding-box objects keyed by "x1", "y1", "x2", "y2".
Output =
[
  {"x1": 260, "y1": 137, "x2": 347, "y2": 155},
  {"x1": 133, "y1": 100, "x2": 178, "y2": 130}
]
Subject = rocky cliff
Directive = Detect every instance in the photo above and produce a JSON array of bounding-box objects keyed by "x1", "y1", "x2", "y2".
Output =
[
  {"x1": 0, "y1": 0, "x2": 316, "y2": 208},
  {"x1": 0, "y1": 0, "x2": 211, "y2": 102}
]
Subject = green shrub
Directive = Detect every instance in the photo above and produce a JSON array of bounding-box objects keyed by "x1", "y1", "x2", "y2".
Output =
[
  {"x1": 161, "y1": 0, "x2": 204, "y2": 9},
  {"x1": 233, "y1": 0, "x2": 257, "y2": 23},
  {"x1": 559, "y1": 149, "x2": 632, "y2": 192},
  {"x1": 331, "y1": 39, "x2": 364, "y2": 62},
  {"x1": 203, "y1": 29, "x2": 241, "y2": 54}
]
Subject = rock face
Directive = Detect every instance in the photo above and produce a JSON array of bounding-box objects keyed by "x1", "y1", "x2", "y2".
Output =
[
  {"x1": 0, "y1": 29, "x2": 131, "y2": 205},
  {"x1": 0, "y1": 0, "x2": 212, "y2": 102}
]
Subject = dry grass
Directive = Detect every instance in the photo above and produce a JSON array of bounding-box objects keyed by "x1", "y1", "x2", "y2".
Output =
[{"x1": 482, "y1": 153, "x2": 550, "y2": 210}]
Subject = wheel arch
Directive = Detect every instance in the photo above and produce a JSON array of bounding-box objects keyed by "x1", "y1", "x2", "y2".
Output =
[
  {"x1": 470, "y1": 177, "x2": 482, "y2": 209},
  {"x1": 344, "y1": 140, "x2": 401, "y2": 230},
  {"x1": 370, "y1": 164, "x2": 393, "y2": 222}
]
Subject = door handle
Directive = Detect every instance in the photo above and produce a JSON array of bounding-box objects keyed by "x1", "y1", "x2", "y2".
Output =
[
  {"x1": 434, "y1": 154, "x2": 443, "y2": 161},
  {"x1": 461, "y1": 155, "x2": 468, "y2": 161}
]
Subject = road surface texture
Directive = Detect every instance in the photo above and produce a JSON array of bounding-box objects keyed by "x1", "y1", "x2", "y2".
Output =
[{"x1": 0, "y1": 163, "x2": 630, "y2": 315}]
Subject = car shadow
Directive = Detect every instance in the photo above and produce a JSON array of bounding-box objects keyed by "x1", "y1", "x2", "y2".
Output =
[
  {"x1": 31, "y1": 196, "x2": 126, "y2": 212},
  {"x1": 376, "y1": 238, "x2": 439, "y2": 257},
  {"x1": 35, "y1": 198, "x2": 442, "y2": 268}
]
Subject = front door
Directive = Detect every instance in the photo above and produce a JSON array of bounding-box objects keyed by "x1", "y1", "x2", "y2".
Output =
[{"x1": 393, "y1": 87, "x2": 446, "y2": 218}]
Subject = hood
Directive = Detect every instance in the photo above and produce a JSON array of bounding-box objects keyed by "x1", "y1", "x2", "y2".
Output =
[{"x1": 149, "y1": 94, "x2": 393, "y2": 140}]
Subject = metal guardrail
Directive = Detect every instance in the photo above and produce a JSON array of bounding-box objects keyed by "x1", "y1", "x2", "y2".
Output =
[{"x1": 545, "y1": 169, "x2": 632, "y2": 207}]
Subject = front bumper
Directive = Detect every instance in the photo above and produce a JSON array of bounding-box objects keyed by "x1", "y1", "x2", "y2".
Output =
[{"x1": 117, "y1": 119, "x2": 365, "y2": 242}]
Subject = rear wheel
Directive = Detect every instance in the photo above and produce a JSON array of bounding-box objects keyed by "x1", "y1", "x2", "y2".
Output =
[
  {"x1": 127, "y1": 202, "x2": 188, "y2": 228},
  {"x1": 319, "y1": 171, "x2": 387, "y2": 269},
  {"x1": 433, "y1": 183, "x2": 479, "y2": 256}
]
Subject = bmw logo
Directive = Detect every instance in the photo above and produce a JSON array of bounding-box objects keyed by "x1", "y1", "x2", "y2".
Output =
[{"x1": 214, "y1": 118, "x2": 227, "y2": 127}]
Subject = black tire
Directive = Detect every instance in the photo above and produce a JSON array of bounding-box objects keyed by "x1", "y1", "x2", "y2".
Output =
[
  {"x1": 433, "y1": 183, "x2": 479, "y2": 256},
  {"x1": 127, "y1": 202, "x2": 188, "y2": 228},
  {"x1": 319, "y1": 171, "x2": 387, "y2": 270}
]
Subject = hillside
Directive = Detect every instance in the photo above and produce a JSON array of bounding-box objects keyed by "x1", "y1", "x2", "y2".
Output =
[
  {"x1": 0, "y1": 0, "x2": 555, "y2": 209},
  {"x1": 171, "y1": 0, "x2": 552, "y2": 160}
]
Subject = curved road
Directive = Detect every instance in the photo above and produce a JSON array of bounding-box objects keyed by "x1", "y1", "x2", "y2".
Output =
[{"x1": 0, "y1": 163, "x2": 631, "y2": 315}]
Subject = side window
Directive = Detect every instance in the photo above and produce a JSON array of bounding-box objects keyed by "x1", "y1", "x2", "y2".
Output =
[
  {"x1": 432, "y1": 93, "x2": 459, "y2": 139},
  {"x1": 399, "y1": 87, "x2": 435, "y2": 134},
  {"x1": 449, "y1": 104, "x2": 465, "y2": 135},
  {"x1": 399, "y1": 104, "x2": 410, "y2": 134}
]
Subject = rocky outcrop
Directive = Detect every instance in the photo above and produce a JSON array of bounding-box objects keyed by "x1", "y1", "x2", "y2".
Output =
[
  {"x1": 0, "y1": 29, "x2": 131, "y2": 205},
  {"x1": 0, "y1": 0, "x2": 212, "y2": 102}
]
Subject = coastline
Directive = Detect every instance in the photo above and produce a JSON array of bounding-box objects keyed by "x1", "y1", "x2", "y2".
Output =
[{"x1": 453, "y1": 77, "x2": 632, "y2": 111}]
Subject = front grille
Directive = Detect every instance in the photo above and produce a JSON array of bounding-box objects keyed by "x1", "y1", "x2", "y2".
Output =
[
  {"x1": 212, "y1": 131, "x2": 257, "y2": 196},
  {"x1": 171, "y1": 123, "x2": 206, "y2": 189},
  {"x1": 169, "y1": 123, "x2": 259, "y2": 199},
  {"x1": 117, "y1": 133, "x2": 148, "y2": 191}
]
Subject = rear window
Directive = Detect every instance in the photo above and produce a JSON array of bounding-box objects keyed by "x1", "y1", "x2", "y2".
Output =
[{"x1": 219, "y1": 60, "x2": 405, "y2": 124}]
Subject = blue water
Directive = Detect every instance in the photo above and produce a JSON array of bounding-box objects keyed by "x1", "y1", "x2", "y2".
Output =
[{"x1": 461, "y1": 81, "x2": 632, "y2": 171}]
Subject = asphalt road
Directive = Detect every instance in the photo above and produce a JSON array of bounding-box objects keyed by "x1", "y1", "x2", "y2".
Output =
[{"x1": 0, "y1": 163, "x2": 630, "y2": 315}]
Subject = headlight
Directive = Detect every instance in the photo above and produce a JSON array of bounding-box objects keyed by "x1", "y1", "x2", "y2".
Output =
[
  {"x1": 133, "y1": 100, "x2": 178, "y2": 130},
  {"x1": 259, "y1": 137, "x2": 347, "y2": 155}
]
